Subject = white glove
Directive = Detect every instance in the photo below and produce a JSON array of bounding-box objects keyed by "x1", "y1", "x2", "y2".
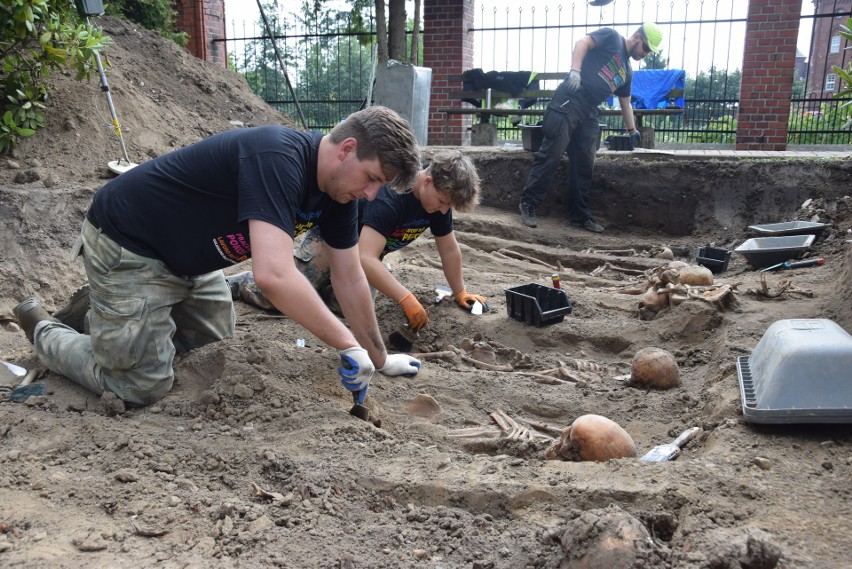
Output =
[
  {"x1": 565, "y1": 69, "x2": 582, "y2": 92},
  {"x1": 338, "y1": 347, "x2": 374, "y2": 392},
  {"x1": 379, "y1": 354, "x2": 421, "y2": 377}
]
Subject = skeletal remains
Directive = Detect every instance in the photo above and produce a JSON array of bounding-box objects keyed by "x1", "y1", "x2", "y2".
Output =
[
  {"x1": 448, "y1": 410, "x2": 637, "y2": 462},
  {"x1": 633, "y1": 260, "x2": 737, "y2": 320}
]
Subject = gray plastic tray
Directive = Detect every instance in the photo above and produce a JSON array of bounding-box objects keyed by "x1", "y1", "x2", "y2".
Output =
[
  {"x1": 748, "y1": 221, "x2": 830, "y2": 238},
  {"x1": 734, "y1": 234, "x2": 816, "y2": 269},
  {"x1": 737, "y1": 319, "x2": 852, "y2": 423}
]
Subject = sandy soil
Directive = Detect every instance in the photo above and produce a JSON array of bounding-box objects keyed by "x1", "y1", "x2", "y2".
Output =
[{"x1": 1, "y1": 16, "x2": 851, "y2": 569}]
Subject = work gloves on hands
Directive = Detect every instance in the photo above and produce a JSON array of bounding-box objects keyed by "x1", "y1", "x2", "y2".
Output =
[
  {"x1": 338, "y1": 347, "x2": 374, "y2": 395},
  {"x1": 379, "y1": 354, "x2": 421, "y2": 377},
  {"x1": 564, "y1": 69, "x2": 582, "y2": 92},
  {"x1": 455, "y1": 289, "x2": 489, "y2": 312},
  {"x1": 628, "y1": 129, "x2": 641, "y2": 148},
  {"x1": 399, "y1": 291, "x2": 429, "y2": 330}
]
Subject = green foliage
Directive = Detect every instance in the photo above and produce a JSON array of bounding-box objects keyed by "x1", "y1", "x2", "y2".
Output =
[
  {"x1": 106, "y1": 0, "x2": 188, "y2": 46},
  {"x1": 685, "y1": 115, "x2": 736, "y2": 144},
  {"x1": 0, "y1": 0, "x2": 110, "y2": 152},
  {"x1": 643, "y1": 50, "x2": 669, "y2": 70},
  {"x1": 830, "y1": 17, "x2": 852, "y2": 129},
  {"x1": 788, "y1": 100, "x2": 852, "y2": 144}
]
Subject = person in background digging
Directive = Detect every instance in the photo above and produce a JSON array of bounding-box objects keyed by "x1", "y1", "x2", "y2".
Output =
[
  {"x1": 518, "y1": 23, "x2": 663, "y2": 233},
  {"x1": 13, "y1": 106, "x2": 422, "y2": 408},
  {"x1": 227, "y1": 149, "x2": 486, "y2": 332}
]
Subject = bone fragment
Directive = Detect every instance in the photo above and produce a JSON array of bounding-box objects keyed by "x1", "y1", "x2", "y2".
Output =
[
  {"x1": 497, "y1": 248, "x2": 557, "y2": 270},
  {"x1": 446, "y1": 426, "x2": 502, "y2": 439},
  {"x1": 582, "y1": 248, "x2": 637, "y2": 257},
  {"x1": 451, "y1": 347, "x2": 513, "y2": 371},
  {"x1": 410, "y1": 350, "x2": 457, "y2": 360}
]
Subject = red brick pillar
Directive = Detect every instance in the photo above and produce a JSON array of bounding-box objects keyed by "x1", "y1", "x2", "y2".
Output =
[
  {"x1": 736, "y1": 0, "x2": 803, "y2": 150},
  {"x1": 423, "y1": 0, "x2": 475, "y2": 145},
  {"x1": 174, "y1": 0, "x2": 227, "y2": 68}
]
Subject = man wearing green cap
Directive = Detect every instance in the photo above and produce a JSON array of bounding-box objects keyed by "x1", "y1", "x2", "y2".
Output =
[{"x1": 519, "y1": 23, "x2": 663, "y2": 233}]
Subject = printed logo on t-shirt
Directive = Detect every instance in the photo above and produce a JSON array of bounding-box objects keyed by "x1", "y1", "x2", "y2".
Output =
[
  {"x1": 597, "y1": 52, "x2": 628, "y2": 93},
  {"x1": 213, "y1": 232, "x2": 251, "y2": 264},
  {"x1": 385, "y1": 222, "x2": 428, "y2": 253},
  {"x1": 295, "y1": 207, "x2": 323, "y2": 237}
]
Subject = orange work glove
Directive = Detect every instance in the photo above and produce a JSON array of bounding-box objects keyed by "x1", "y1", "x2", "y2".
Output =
[
  {"x1": 454, "y1": 289, "x2": 489, "y2": 310},
  {"x1": 398, "y1": 292, "x2": 429, "y2": 330}
]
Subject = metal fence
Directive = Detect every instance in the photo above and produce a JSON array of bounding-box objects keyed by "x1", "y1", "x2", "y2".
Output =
[
  {"x1": 224, "y1": 10, "x2": 377, "y2": 131},
  {"x1": 219, "y1": 0, "x2": 852, "y2": 145}
]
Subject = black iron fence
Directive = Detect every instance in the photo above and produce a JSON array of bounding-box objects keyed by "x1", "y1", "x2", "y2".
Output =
[{"x1": 219, "y1": 0, "x2": 852, "y2": 145}]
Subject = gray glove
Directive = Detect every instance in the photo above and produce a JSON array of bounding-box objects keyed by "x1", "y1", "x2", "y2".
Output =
[
  {"x1": 564, "y1": 69, "x2": 582, "y2": 92},
  {"x1": 379, "y1": 354, "x2": 421, "y2": 377},
  {"x1": 629, "y1": 129, "x2": 641, "y2": 148}
]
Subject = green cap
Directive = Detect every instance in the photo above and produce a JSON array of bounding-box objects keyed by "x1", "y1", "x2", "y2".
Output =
[{"x1": 641, "y1": 22, "x2": 663, "y2": 53}]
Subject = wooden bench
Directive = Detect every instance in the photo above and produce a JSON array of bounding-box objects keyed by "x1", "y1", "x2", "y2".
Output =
[{"x1": 436, "y1": 72, "x2": 685, "y2": 148}]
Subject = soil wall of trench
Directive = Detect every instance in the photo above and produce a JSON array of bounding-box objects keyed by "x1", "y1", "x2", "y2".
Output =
[{"x1": 426, "y1": 147, "x2": 852, "y2": 236}]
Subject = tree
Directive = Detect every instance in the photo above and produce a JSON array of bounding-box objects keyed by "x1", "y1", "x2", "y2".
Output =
[{"x1": 347, "y1": 0, "x2": 417, "y2": 64}]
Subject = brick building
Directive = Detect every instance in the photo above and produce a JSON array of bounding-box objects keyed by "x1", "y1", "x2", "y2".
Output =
[
  {"x1": 174, "y1": 0, "x2": 228, "y2": 68},
  {"x1": 805, "y1": 0, "x2": 852, "y2": 99}
]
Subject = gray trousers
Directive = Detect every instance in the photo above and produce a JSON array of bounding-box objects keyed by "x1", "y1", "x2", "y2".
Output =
[
  {"x1": 521, "y1": 100, "x2": 601, "y2": 223},
  {"x1": 33, "y1": 218, "x2": 235, "y2": 406}
]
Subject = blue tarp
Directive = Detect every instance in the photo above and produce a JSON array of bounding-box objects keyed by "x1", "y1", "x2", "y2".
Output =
[{"x1": 630, "y1": 69, "x2": 685, "y2": 109}]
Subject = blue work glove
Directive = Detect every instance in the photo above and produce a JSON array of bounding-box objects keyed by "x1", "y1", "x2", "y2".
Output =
[
  {"x1": 379, "y1": 354, "x2": 421, "y2": 377},
  {"x1": 564, "y1": 69, "x2": 582, "y2": 92},
  {"x1": 628, "y1": 129, "x2": 641, "y2": 148},
  {"x1": 338, "y1": 347, "x2": 374, "y2": 394}
]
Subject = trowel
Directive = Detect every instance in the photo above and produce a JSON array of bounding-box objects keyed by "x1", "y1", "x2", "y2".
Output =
[
  {"x1": 640, "y1": 427, "x2": 702, "y2": 462},
  {"x1": 349, "y1": 389, "x2": 381, "y2": 427},
  {"x1": 388, "y1": 285, "x2": 451, "y2": 352},
  {"x1": 341, "y1": 357, "x2": 381, "y2": 426},
  {"x1": 0, "y1": 366, "x2": 46, "y2": 403}
]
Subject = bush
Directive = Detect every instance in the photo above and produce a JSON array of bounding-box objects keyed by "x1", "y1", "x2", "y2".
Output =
[
  {"x1": 0, "y1": 0, "x2": 109, "y2": 153},
  {"x1": 106, "y1": 0, "x2": 188, "y2": 46}
]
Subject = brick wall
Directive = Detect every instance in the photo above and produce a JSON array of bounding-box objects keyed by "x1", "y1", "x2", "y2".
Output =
[
  {"x1": 736, "y1": 0, "x2": 803, "y2": 150},
  {"x1": 423, "y1": 0, "x2": 474, "y2": 145},
  {"x1": 174, "y1": 0, "x2": 227, "y2": 68}
]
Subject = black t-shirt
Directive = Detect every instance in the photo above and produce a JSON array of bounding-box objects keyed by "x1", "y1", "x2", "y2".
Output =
[
  {"x1": 87, "y1": 126, "x2": 358, "y2": 276},
  {"x1": 577, "y1": 28, "x2": 633, "y2": 105},
  {"x1": 359, "y1": 186, "x2": 453, "y2": 259}
]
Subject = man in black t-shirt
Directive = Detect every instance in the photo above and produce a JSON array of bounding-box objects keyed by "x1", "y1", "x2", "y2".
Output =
[
  {"x1": 13, "y1": 106, "x2": 422, "y2": 408},
  {"x1": 518, "y1": 23, "x2": 663, "y2": 233},
  {"x1": 228, "y1": 150, "x2": 486, "y2": 332}
]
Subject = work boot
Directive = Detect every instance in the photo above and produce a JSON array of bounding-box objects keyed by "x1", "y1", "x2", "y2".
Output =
[
  {"x1": 13, "y1": 297, "x2": 58, "y2": 344},
  {"x1": 571, "y1": 219, "x2": 605, "y2": 233},
  {"x1": 519, "y1": 202, "x2": 537, "y2": 228},
  {"x1": 53, "y1": 283, "x2": 90, "y2": 333}
]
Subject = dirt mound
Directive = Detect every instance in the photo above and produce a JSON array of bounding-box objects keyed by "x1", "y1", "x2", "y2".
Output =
[
  {"x1": 5, "y1": 16, "x2": 292, "y2": 185},
  {"x1": 1, "y1": 15, "x2": 851, "y2": 569}
]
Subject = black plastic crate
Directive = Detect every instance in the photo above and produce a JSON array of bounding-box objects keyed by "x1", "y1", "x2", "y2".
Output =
[
  {"x1": 696, "y1": 246, "x2": 731, "y2": 273},
  {"x1": 505, "y1": 283, "x2": 571, "y2": 326},
  {"x1": 520, "y1": 124, "x2": 543, "y2": 152},
  {"x1": 605, "y1": 134, "x2": 634, "y2": 151}
]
